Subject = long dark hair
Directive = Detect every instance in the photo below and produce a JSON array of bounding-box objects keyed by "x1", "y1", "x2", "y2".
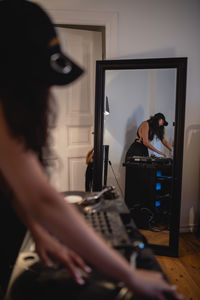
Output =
[
  {"x1": 0, "y1": 79, "x2": 56, "y2": 167},
  {"x1": 148, "y1": 114, "x2": 165, "y2": 141}
]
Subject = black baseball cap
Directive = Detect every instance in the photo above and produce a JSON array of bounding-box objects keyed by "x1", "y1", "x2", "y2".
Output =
[
  {"x1": 154, "y1": 113, "x2": 168, "y2": 126},
  {"x1": 0, "y1": 0, "x2": 84, "y2": 86}
]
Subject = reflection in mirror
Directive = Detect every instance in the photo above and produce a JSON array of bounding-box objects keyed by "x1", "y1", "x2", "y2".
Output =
[
  {"x1": 103, "y1": 68, "x2": 176, "y2": 247},
  {"x1": 93, "y1": 57, "x2": 187, "y2": 256}
]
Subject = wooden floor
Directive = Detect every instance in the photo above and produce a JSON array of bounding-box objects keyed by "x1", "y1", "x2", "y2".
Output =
[
  {"x1": 140, "y1": 228, "x2": 169, "y2": 246},
  {"x1": 156, "y1": 232, "x2": 200, "y2": 300}
]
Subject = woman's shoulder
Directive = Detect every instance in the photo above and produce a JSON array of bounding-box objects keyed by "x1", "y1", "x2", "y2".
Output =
[{"x1": 140, "y1": 120, "x2": 149, "y2": 129}]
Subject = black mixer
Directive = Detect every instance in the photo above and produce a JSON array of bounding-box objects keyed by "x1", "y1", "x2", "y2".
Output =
[{"x1": 5, "y1": 187, "x2": 170, "y2": 300}]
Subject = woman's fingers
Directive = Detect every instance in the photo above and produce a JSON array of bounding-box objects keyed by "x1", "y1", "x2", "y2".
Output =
[
  {"x1": 58, "y1": 249, "x2": 92, "y2": 284},
  {"x1": 34, "y1": 230, "x2": 90, "y2": 285},
  {"x1": 69, "y1": 250, "x2": 92, "y2": 274},
  {"x1": 35, "y1": 245, "x2": 54, "y2": 268},
  {"x1": 47, "y1": 245, "x2": 91, "y2": 285},
  {"x1": 164, "y1": 285, "x2": 184, "y2": 300},
  {"x1": 60, "y1": 256, "x2": 86, "y2": 285},
  {"x1": 158, "y1": 281, "x2": 184, "y2": 300},
  {"x1": 132, "y1": 270, "x2": 184, "y2": 300}
]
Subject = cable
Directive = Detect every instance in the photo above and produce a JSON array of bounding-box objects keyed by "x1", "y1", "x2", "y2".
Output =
[
  {"x1": 131, "y1": 205, "x2": 169, "y2": 232},
  {"x1": 108, "y1": 160, "x2": 124, "y2": 197}
]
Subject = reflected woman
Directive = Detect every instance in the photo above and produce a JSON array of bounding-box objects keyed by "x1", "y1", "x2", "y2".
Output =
[
  {"x1": 85, "y1": 147, "x2": 94, "y2": 192},
  {"x1": 125, "y1": 113, "x2": 172, "y2": 162}
]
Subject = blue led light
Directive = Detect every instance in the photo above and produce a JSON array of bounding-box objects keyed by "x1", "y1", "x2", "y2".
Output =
[
  {"x1": 156, "y1": 182, "x2": 162, "y2": 191},
  {"x1": 155, "y1": 200, "x2": 161, "y2": 207},
  {"x1": 156, "y1": 170, "x2": 162, "y2": 177},
  {"x1": 156, "y1": 170, "x2": 172, "y2": 178}
]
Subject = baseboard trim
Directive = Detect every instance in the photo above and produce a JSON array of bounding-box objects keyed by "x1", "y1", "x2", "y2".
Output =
[{"x1": 180, "y1": 224, "x2": 197, "y2": 233}]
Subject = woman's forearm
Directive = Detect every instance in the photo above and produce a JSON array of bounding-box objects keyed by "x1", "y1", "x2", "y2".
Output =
[
  {"x1": 143, "y1": 141, "x2": 165, "y2": 156},
  {"x1": 162, "y1": 139, "x2": 172, "y2": 151}
]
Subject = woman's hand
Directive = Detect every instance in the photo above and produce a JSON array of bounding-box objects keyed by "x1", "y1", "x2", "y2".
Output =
[
  {"x1": 31, "y1": 222, "x2": 91, "y2": 285},
  {"x1": 129, "y1": 269, "x2": 183, "y2": 300},
  {"x1": 160, "y1": 152, "x2": 167, "y2": 158}
]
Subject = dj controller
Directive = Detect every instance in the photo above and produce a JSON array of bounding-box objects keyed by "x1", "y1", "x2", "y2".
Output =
[
  {"x1": 124, "y1": 155, "x2": 173, "y2": 166},
  {"x1": 5, "y1": 187, "x2": 171, "y2": 300}
]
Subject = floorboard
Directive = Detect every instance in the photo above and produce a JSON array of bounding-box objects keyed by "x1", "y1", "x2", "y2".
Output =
[{"x1": 156, "y1": 233, "x2": 200, "y2": 300}]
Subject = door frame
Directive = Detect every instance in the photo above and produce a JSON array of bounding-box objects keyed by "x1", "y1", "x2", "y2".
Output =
[{"x1": 47, "y1": 9, "x2": 118, "y2": 59}]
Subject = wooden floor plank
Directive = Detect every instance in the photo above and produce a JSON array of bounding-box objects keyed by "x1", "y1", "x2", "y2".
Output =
[
  {"x1": 157, "y1": 256, "x2": 200, "y2": 299},
  {"x1": 140, "y1": 229, "x2": 169, "y2": 246},
  {"x1": 156, "y1": 233, "x2": 200, "y2": 300},
  {"x1": 179, "y1": 253, "x2": 200, "y2": 286}
]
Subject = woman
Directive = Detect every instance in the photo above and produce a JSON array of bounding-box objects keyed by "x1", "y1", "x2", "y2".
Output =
[
  {"x1": 125, "y1": 113, "x2": 173, "y2": 162},
  {"x1": 0, "y1": 1, "x2": 182, "y2": 299}
]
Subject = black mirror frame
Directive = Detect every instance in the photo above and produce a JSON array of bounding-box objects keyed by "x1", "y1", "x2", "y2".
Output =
[{"x1": 93, "y1": 57, "x2": 187, "y2": 257}]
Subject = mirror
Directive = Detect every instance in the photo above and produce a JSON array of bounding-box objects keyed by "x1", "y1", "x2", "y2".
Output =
[{"x1": 93, "y1": 58, "x2": 187, "y2": 256}]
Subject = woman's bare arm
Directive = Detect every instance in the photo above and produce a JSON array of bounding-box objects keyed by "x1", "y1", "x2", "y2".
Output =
[
  {"x1": 86, "y1": 148, "x2": 94, "y2": 164},
  {"x1": 161, "y1": 138, "x2": 173, "y2": 151}
]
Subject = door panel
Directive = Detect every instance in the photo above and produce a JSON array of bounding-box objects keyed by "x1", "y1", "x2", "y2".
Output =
[{"x1": 48, "y1": 27, "x2": 102, "y2": 192}]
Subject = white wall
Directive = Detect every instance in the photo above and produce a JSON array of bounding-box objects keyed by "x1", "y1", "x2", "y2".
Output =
[{"x1": 33, "y1": 0, "x2": 200, "y2": 232}]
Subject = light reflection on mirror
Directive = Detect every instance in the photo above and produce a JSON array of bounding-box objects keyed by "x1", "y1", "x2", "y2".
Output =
[{"x1": 103, "y1": 68, "x2": 176, "y2": 246}]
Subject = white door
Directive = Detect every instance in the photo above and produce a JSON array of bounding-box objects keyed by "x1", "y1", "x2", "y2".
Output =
[{"x1": 47, "y1": 28, "x2": 102, "y2": 192}]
